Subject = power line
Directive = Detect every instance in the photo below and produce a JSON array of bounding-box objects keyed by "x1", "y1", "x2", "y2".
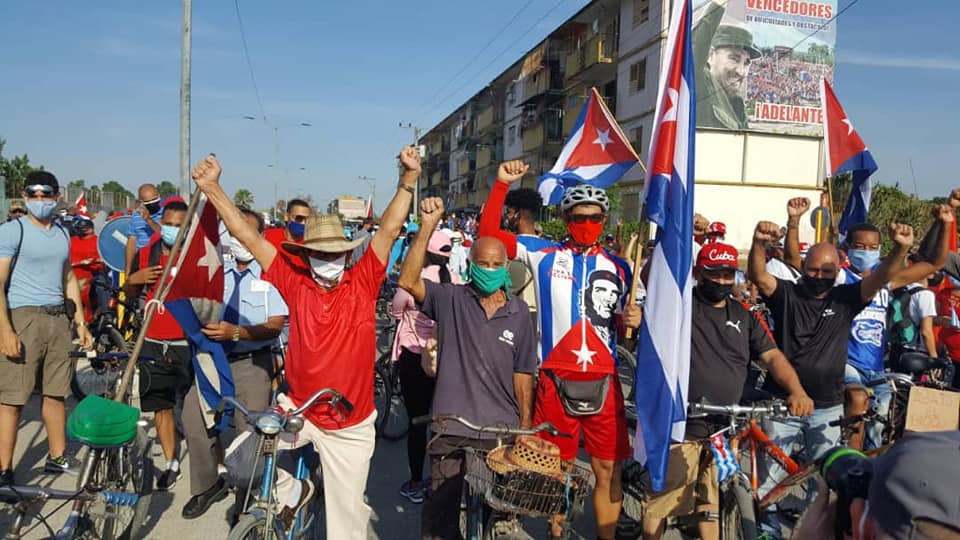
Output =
[
  {"x1": 425, "y1": 0, "x2": 571, "y2": 121},
  {"x1": 416, "y1": 0, "x2": 537, "y2": 114},
  {"x1": 233, "y1": 0, "x2": 269, "y2": 123}
]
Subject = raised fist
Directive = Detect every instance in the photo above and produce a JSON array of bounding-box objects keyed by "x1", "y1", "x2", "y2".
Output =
[
  {"x1": 754, "y1": 221, "x2": 781, "y2": 243},
  {"x1": 933, "y1": 203, "x2": 956, "y2": 224},
  {"x1": 399, "y1": 146, "x2": 421, "y2": 174},
  {"x1": 419, "y1": 197, "x2": 444, "y2": 228},
  {"x1": 498, "y1": 160, "x2": 529, "y2": 184},
  {"x1": 949, "y1": 188, "x2": 960, "y2": 209},
  {"x1": 787, "y1": 197, "x2": 811, "y2": 218},
  {"x1": 693, "y1": 213, "x2": 709, "y2": 237},
  {"x1": 889, "y1": 223, "x2": 915, "y2": 248},
  {"x1": 192, "y1": 154, "x2": 222, "y2": 191}
]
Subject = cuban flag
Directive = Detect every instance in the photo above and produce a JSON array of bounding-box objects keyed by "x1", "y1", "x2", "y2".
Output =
[
  {"x1": 634, "y1": 0, "x2": 695, "y2": 492},
  {"x1": 821, "y1": 79, "x2": 878, "y2": 239},
  {"x1": 537, "y1": 87, "x2": 640, "y2": 206},
  {"x1": 708, "y1": 431, "x2": 741, "y2": 483},
  {"x1": 75, "y1": 193, "x2": 90, "y2": 218},
  {"x1": 163, "y1": 195, "x2": 234, "y2": 431}
]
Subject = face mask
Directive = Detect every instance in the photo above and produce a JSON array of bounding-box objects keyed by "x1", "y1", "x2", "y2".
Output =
[
  {"x1": 287, "y1": 221, "x2": 305, "y2": 238},
  {"x1": 800, "y1": 276, "x2": 834, "y2": 297},
  {"x1": 467, "y1": 263, "x2": 512, "y2": 295},
  {"x1": 309, "y1": 254, "x2": 346, "y2": 284},
  {"x1": 26, "y1": 200, "x2": 58, "y2": 220},
  {"x1": 231, "y1": 243, "x2": 254, "y2": 263},
  {"x1": 697, "y1": 278, "x2": 733, "y2": 303},
  {"x1": 160, "y1": 224, "x2": 180, "y2": 247},
  {"x1": 846, "y1": 249, "x2": 880, "y2": 273},
  {"x1": 144, "y1": 200, "x2": 162, "y2": 214},
  {"x1": 566, "y1": 220, "x2": 603, "y2": 246}
]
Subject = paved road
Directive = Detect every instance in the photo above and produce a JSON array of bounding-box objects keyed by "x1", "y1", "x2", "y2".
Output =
[{"x1": 0, "y1": 395, "x2": 605, "y2": 539}]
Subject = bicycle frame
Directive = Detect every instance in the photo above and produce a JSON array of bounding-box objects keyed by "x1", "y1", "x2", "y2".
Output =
[{"x1": 732, "y1": 418, "x2": 801, "y2": 496}]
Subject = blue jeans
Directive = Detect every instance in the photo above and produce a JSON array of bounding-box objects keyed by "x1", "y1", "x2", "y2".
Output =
[
  {"x1": 758, "y1": 404, "x2": 844, "y2": 538},
  {"x1": 843, "y1": 364, "x2": 891, "y2": 450}
]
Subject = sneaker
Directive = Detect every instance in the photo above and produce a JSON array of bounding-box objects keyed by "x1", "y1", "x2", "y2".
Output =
[
  {"x1": 182, "y1": 477, "x2": 230, "y2": 519},
  {"x1": 399, "y1": 480, "x2": 424, "y2": 504},
  {"x1": 44, "y1": 455, "x2": 80, "y2": 476},
  {"x1": 279, "y1": 478, "x2": 315, "y2": 533},
  {"x1": 156, "y1": 467, "x2": 182, "y2": 491}
]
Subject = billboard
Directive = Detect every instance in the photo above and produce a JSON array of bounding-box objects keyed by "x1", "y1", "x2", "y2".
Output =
[{"x1": 693, "y1": 0, "x2": 837, "y2": 136}]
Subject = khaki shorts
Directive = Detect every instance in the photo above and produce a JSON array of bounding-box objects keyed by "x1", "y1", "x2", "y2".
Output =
[
  {"x1": 0, "y1": 307, "x2": 74, "y2": 405},
  {"x1": 642, "y1": 441, "x2": 720, "y2": 520}
]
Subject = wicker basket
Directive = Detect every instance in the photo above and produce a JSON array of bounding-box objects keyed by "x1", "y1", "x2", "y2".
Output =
[{"x1": 464, "y1": 447, "x2": 594, "y2": 518}]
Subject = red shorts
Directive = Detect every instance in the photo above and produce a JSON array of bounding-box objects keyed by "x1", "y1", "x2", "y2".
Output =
[{"x1": 533, "y1": 371, "x2": 632, "y2": 461}]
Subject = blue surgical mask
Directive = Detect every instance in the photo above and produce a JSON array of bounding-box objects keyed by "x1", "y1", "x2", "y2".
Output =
[
  {"x1": 160, "y1": 224, "x2": 180, "y2": 247},
  {"x1": 25, "y1": 200, "x2": 58, "y2": 220},
  {"x1": 287, "y1": 221, "x2": 305, "y2": 238},
  {"x1": 847, "y1": 249, "x2": 880, "y2": 273}
]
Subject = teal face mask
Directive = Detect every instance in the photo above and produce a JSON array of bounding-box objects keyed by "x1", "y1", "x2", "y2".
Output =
[
  {"x1": 160, "y1": 224, "x2": 180, "y2": 247},
  {"x1": 467, "y1": 263, "x2": 512, "y2": 295}
]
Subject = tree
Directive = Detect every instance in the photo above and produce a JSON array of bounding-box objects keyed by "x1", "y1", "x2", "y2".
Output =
[
  {"x1": 832, "y1": 174, "x2": 931, "y2": 253},
  {"x1": 233, "y1": 188, "x2": 254, "y2": 208},
  {"x1": 0, "y1": 137, "x2": 45, "y2": 198},
  {"x1": 100, "y1": 180, "x2": 135, "y2": 210},
  {"x1": 68, "y1": 180, "x2": 86, "y2": 189},
  {"x1": 157, "y1": 181, "x2": 178, "y2": 197}
]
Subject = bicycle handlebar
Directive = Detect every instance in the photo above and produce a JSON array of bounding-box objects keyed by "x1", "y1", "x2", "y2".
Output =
[
  {"x1": 217, "y1": 388, "x2": 353, "y2": 419},
  {"x1": 68, "y1": 350, "x2": 156, "y2": 362},
  {"x1": 866, "y1": 372, "x2": 914, "y2": 388},
  {"x1": 412, "y1": 414, "x2": 570, "y2": 438},
  {"x1": 687, "y1": 400, "x2": 789, "y2": 419}
]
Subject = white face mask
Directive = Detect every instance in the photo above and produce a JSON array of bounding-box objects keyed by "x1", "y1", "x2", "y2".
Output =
[
  {"x1": 230, "y1": 242, "x2": 254, "y2": 263},
  {"x1": 309, "y1": 254, "x2": 346, "y2": 284}
]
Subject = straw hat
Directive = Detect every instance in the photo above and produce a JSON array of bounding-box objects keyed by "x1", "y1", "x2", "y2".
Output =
[
  {"x1": 486, "y1": 435, "x2": 564, "y2": 479},
  {"x1": 281, "y1": 214, "x2": 364, "y2": 255}
]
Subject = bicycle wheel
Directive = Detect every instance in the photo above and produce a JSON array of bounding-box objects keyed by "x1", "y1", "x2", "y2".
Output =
[
  {"x1": 721, "y1": 480, "x2": 758, "y2": 540},
  {"x1": 227, "y1": 512, "x2": 284, "y2": 540},
  {"x1": 375, "y1": 354, "x2": 409, "y2": 441},
  {"x1": 71, "y1": 359, "x2": 114, "y2": 400},
  {"x1": 616, "y1": 344, "x2": 637, "y2": 427}
]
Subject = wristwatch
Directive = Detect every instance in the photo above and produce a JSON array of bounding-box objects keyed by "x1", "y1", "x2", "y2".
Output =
[
  {"x1": 232, "y1": 326, "x2": 241, "y2": 342},
  {"x1": 398, "y1": 182, "x2": 415, "y2": 194}
]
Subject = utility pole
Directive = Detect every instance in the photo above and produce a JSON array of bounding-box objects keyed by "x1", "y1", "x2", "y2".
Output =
[
  {"x1": 179, "y1": 0, "x2": 192, "y2": 196},
  {"x1": 400, "y1": 122, "x2": 422, "y2": 211}
]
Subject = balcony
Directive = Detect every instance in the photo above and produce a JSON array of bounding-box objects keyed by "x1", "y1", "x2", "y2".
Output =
[
  {"x1": 476, "y1": 146, "x2": 493, "y2": 169},
  {"x1": 430, "y1": 170, "x2": 443, "y2": 187},
  {"x1": 523, "y1": 123, "x2": 544, "y2": 153},
  {"x1": 521, "y1": 62, "x2": 565, "y2": 106},
  {"x1": 476, "y1": 107, "x2": 495, "y2": 134},
  {"x1": 565, "y1": 33, "x2": 617, "y2": 82},
  {"x1": 457, "y1": 158, "x2": 470, "y2": 177}
]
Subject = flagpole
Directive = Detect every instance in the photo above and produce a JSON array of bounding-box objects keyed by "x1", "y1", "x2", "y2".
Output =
[
  {"x1": 114, "y1": 188, "x2": 203, "y2": 402},
  {"x1": 623, "y1": 157, "x2": 649, "y2": 342}
]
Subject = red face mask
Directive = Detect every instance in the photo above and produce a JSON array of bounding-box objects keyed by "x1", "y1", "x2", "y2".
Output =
[{"x1": 567, "y1": 221, "x2": 603, "y2": 246}]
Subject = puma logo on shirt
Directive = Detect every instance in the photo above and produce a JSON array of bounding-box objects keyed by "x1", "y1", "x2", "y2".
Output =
[{"x1": 725, "y1": 320, "x2": 742, "y2": 334}]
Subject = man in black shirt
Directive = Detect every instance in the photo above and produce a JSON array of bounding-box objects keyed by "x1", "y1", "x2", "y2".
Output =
[
  {"x1": 642, "y1": 243, "x2": 813, "y2": 540},
  {"x1": 747, "y1": 219, "x2": 914, "y2": 538}
]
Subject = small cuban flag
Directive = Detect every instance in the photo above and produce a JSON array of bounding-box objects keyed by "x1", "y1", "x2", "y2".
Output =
[
  {"x1": 537, "y1": 87, "x2": 640, "y2": 206},
  {"x1": 708, "y1": 431, "x2": 741, "y2": 483}
]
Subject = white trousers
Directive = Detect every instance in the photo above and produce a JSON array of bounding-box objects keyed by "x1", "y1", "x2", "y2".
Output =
[{"x1": 274, "y1": 393, "x2": 376, "y2": 540}]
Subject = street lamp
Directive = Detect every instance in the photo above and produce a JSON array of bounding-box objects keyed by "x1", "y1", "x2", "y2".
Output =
[
  {"x1": 267, "y1": 164, "x2": 307, "y2": 222},
  {"x1": 242, "y1": 116, "x2": 311, "y2": 220}
]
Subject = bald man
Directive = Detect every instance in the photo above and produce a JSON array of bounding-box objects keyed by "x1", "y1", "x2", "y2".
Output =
[
  {"x1": 124, "y1": 183, "x2": 163, "y2": 274},
  {"x1": 398, "y1": 198, "x2": 536, "y2": 540},
  {"x1": 748, "y1": 219, "x2": 915, "y2": 539}
]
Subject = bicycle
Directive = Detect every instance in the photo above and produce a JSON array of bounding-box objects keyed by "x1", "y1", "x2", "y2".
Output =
[
  {"x1": 221, "y1": 388, "x2": 354, "y2": 540},
  {"x1": 414, "y1": 414, "x2": 594, "y2": 540},
  {"x1": 373, "y1": 349, "x2": 409, "y2": 441},
  {"x1": 0, "y1": 484, "x2": 143, "y2": 539}
]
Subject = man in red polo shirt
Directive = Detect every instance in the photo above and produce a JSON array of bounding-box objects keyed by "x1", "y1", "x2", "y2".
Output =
[{"x1": 191, "y1": 147, "x2": 418, "y2": 539}]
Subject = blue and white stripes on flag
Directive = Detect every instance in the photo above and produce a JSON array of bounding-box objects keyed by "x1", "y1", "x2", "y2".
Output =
[
  {"x1": 634, "y1": 0, "x2": 695, "y2": 492},
  {"x1": 708, "y1": 432, "x2": 740, "y2": 483}
]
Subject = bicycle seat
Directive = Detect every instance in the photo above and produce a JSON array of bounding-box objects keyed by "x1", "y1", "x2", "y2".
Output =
[
  {"x1": 897, "y1": 352, "x2": 938, "y2": 375},
  {"x1": 67, "y1": 395, "x2": 140, "y2": 447}
]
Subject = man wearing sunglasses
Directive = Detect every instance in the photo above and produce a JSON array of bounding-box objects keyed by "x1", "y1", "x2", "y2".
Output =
[
  {"x1": 478, "y1": 161, "x2": 642, "y2": 540},
  {"x1": 265, "y1": 199, "x2": 312, "y2": 252},
  {"x1": 6, "y1": 201, "x2": 26, "y2": 222},
  {"x1": 0, "y1": 171, "x2": 94, "y2": 484},
  {"x1": 123, "y1": 183, "x2": 163, "y2": 275}
]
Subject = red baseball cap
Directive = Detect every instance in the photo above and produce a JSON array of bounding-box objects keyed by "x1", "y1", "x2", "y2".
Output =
[
  {"x1": 707, "y1": 222, "x2": 727, "y2": 235},
  {"x1": 696, "y1": 243, "x2": 739, "y2": 270}
]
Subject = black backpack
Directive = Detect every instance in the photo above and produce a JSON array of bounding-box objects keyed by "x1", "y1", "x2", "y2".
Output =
[{"x1": 887, "y1": 285, "x2": 924, "y2": 349}]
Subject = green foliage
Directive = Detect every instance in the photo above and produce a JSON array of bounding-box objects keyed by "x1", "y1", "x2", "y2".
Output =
[
  {"x1": 68, "y1": 180, "x2": 86, "y2": 189},
  {"x1": 100, "y1": 180, "x2": 134, "y2": 199},
  {"x1": 233, "y1": 188, "x2": 255, "y2": 208},
  {"x1": 157, "y1": 181, "x2": 178, "y2": 197},
  {"x1": 0, "y1": 137, "x2": 45, "y2": 198},
  {"x1": 540, "y1": 220, "x2": 567, "y2": 241},
  {"x1": 832, "y1": 173, "x2": 932, "y2": 253}
]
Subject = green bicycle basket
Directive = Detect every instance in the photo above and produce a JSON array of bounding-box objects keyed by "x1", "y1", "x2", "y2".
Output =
[{"x1": 67, "y1": 395, "x2": 140, "y2": 447}]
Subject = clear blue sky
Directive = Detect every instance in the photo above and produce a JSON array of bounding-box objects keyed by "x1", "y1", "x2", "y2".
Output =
[{"x1": 1, "y1": 0, "x2": 957, "y2": 213}]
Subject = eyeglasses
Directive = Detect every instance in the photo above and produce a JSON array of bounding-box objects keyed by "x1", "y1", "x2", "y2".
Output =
[
  {"x1": 568, "y1": 214, "x2": 603, "y2": 224},
  {"x1": 24, "y1": 184, "x2": 55, "y2": 196}
]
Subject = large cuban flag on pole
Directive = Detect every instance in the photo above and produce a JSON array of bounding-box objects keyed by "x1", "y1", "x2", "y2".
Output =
[
  {"x1": 163, "y1": 196, "x2": 234, "y2": 431},
  {"x1": 537, "y1": 87, "x2": 640, "y2": 206},
  {"x1": 634, "y1": 0, "x2": 696, "y2": 492},
  {"x1": 821, "y1": 79, "x2": 878, "y2": 239}
]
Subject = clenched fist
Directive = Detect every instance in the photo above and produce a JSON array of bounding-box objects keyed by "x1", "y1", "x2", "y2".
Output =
[
  {"x1": 192, "y1": 154, "x2": 222, "y2": 191},
  {"x1": 419, "y1": 197, "x2": 445, "y2": 229},
  {"x1": 693, "y1": 213, "x2": 709, "y2": 237},
  {"x1": 787, "y1": 197, "x2": 811, "y2": 218},
  {"x1": 889, "y1": 223, "x2": 914, "y2": 248},
  {"x1": 932, "y1": 203, "x2": 956, "y2": 224},
  {"x1": 949, "y1": 188, "x2": 960, "y2": 209},
  {"x1": 498, "y1": 160, "x2": 529, "y2": 184},
  {"x1": 399, "y1": 146, "x2": 421, "y2": 174},
  {"x1": 754, "y1": 221, "x2": 781, "y2": 243}
]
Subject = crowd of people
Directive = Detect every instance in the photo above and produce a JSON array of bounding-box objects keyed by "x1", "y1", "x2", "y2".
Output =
[
  {"x1": 746, "y1": 56, "x2": 831, "y2": 107},
  {"x1": 0, "y1": 148, "x2": 958, "y2": 540}
]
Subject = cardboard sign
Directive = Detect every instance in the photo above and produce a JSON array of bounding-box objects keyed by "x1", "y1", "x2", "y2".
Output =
[{"x1": 904, "y1": 386, "x2": 960, "y2": 433}]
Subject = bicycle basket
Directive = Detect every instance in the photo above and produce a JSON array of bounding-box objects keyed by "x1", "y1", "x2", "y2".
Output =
[{"x1": 463, "y1": 447, "x2": 594, "y2": 518}]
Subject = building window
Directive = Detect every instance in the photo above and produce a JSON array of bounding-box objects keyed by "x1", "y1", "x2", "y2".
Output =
[
  {"x1": 633, "y1": 0, "x2": 650, "y2": 26},
  {"x1": 508, "y1": 125, "x2": 517, "y2": 146},
  {"x1": 630, "y1": 59, "x2": 647, "y2": 93},
  {"x1": 631, "y1": 126, "x2": 643, "y2": 152}
]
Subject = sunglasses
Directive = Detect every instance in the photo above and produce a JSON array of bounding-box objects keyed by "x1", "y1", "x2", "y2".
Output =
[
  {"x1": 568, "y1": 214, "x2": 603, "y2": 224},
  {"x1": 24, "y1": 184, "x2": 56, "y2": 196}
]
